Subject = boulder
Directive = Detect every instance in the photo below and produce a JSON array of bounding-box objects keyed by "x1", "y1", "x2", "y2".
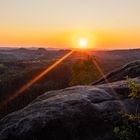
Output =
[{"x1": 0, "y1": 77, "x2": 140, "y2": 140}]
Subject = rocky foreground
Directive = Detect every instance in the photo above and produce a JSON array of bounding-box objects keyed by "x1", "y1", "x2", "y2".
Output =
[{"x1": 0, "y1": 61, "x2": 140, "y2": 140}]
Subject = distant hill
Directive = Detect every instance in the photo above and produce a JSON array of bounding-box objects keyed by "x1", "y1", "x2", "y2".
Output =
[
  {"x1": 0, "y1": 47, "x2": 140, "y2": 62},
  {"x1": 0, "y1": 48, "x2": 70, "y2": 62},
  {"x1": 90, "y1": 49, "x2": 140, "y2": 60}
]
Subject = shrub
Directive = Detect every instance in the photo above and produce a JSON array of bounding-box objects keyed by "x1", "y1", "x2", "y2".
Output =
[{"x1": 114, "y1": 78, "x2": 140, "y2": 140}]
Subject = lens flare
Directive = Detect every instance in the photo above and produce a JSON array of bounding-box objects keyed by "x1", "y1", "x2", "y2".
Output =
[{"x1": 0, "y1": 50, "x2": 74, "y2": 108}]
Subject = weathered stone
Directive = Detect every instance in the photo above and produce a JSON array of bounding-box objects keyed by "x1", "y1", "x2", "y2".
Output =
[{"x1": 0, "y1": 77, "x2": 140, "y2": 140}]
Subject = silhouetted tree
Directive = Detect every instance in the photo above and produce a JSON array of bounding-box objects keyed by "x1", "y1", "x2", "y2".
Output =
[{"x1": 70, "y1": 56, "x2": 99, "y2": 86}]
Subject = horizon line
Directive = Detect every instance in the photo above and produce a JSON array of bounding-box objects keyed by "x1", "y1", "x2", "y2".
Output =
[{"x1": 0, "y1": 46, "x2": 140, "y2": 51}]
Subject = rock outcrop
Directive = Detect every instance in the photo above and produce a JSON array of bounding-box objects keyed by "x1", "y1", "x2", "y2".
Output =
[
  {"x1": 0, "y1": 77, "x2": 140, "y2": 140},
  {"x1": 92, "y1": 61, "x2": 140, "y2": 85}
]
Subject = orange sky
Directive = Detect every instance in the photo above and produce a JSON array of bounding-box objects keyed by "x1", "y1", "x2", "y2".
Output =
[{"x1": 0, "y1": 0, "x2": 140, "y2": 49}]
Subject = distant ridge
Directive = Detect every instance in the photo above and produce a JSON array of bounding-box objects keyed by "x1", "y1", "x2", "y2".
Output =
[{"x1": 92, "y1": 60, "x2": 140, "y2": 85}]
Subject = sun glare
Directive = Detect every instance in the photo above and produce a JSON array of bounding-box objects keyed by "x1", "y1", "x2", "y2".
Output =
[
  {"x1": 70, "y1": 32, "x2": 96, "y2": 49},
  {"x1": 78, "y1": 39, "x2": 88, "y2": 48}
]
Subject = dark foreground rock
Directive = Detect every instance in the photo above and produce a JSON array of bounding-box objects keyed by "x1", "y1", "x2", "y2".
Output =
[
  {"x1": 92, "y1": 60, "x2": 140, "y2": 85},
  {"x1": 0, "y1": 77, "x2": 140, "y2": 140}
]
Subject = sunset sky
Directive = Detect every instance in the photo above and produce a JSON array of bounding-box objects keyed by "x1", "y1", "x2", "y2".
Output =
[{"x1": 0, "y1": 0, "x2": 140, "y2": 49}]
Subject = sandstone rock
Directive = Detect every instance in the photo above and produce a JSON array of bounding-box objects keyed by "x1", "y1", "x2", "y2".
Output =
[{"x1": 0, "y1": 77, "x2": 140, "y2": 140}]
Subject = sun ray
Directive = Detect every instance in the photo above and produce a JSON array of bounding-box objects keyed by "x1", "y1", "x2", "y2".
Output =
[{"x1": 0, "y1": 50, "x2": 74, "y2": 108}]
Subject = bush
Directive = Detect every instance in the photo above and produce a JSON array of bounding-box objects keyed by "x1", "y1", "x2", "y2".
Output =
[
  {"x1": 114, "y1": 78, "x2": 140, "y2": 140},
  {"x1": 114, "y1": 114, "x2": 140, "y2": 140}
]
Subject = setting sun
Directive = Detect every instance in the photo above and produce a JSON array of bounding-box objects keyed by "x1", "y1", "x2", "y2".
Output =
[
  {"x1": 70, "y1": 31, "x2": 96, "y2": 49},
  {"x1": 78, "y1": 39, "x2": 88, "y2": 48}
]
